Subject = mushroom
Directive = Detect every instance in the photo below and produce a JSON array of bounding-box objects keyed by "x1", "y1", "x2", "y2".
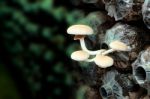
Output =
[
  {"x1": 94, "y1": 54, "x2": 114, "y2": 68},
  {"x1": 102, "y1": 40, "x2": 129, "y2": 55},
  {"x1": 67, "y1": 24, "x2": 103, "y2": 55},
  {"x1": 71, "y1": 49, "x2": 106, "y2": 62},
  {"x1": 71, "y1": 50, "x2": 90, "y2": 61}
]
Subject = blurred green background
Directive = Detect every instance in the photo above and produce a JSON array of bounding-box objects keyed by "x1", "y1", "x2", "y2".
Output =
[{"x1": 0, "y1": 0, "x2": 88, "y2": 99}]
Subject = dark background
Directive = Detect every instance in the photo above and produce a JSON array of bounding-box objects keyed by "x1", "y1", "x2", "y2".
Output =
[{"x1": 0, "y1": 0, "x2": 92, "y2": 99}]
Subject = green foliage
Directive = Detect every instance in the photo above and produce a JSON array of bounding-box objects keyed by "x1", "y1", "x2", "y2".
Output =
[
  {"x1": 0, "y1": 65, "x2": 21, "y2": 99},
  {"x1": 1, "y1": 0, "x2": 85, "y2": 98}
]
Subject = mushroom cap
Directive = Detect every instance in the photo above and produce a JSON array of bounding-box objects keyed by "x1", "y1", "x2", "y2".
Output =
[
  {"x1": 94, "y1": 55, "x2": 114, "y2": 68},
  {"x1": 71, "y1": 50, "x2": 90, "y2": 61},
  {"x1": 109, "y1": 40, "x2": 128, "y2": 51},
  {"x1": 67, "y1": 24, "x2": 94, "y2": 35}
]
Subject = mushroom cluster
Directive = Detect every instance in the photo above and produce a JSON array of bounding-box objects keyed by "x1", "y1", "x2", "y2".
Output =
[
  {"x1": 103, "y1": 23, "x2": 143, "y2": 70},
  {"x1": 67, "y1": 24, "x2": 129, "y2": 68},
  {"x1": 67, "y1": 1, "x2": 150, "y2": 98}
]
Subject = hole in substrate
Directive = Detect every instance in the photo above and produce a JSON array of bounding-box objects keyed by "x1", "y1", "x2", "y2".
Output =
[
  {"x1": 100, "y1": 87, "x2": 108, "y2": 98},
  {"x1": 101, "y1": 43, "x2": 109, "y2": 49},
  {"x1": 135, "y1": 67, "x2": 146, "y2": 83}
]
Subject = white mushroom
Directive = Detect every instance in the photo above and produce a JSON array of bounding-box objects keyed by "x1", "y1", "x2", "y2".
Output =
[
  {"x1": 67, "y1": 25, "x2": 93, "y2": 35},
  {"x1": 94, "y1": 55, "x2": 114, "y2": 68},
  {"x1": 67, "y1": 24, "x2": 103, "y2": 55},
  {"x1": 71, "y1": 49, "x2": 106, "y2": 62},
  {"x1": 102, "y1": 40, "x2": 129, "y2": 55},
  {"x1": 71, "y1": 50, "x2": 90, "y2": 61}
]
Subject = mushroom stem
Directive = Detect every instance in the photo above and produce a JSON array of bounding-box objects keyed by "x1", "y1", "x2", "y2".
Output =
[
  {"x1": 101, "y1": 49, "x2": 115, "y2": 55},
  {"x1": 85, "y1": 57, "x2": 95, "y2": 62},
  {"x1": 80, "y1": 38, "x2": 103, "y2": 55}
]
